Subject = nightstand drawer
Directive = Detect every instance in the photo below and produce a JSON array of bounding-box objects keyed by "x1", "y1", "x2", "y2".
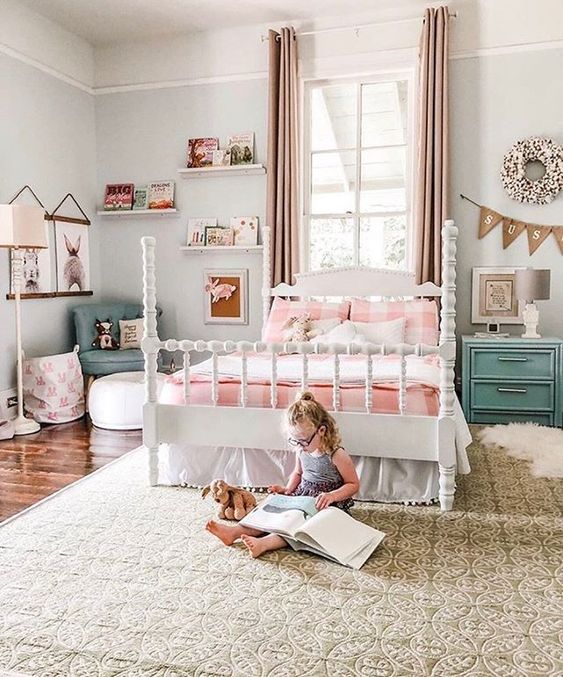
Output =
[
  {"x1": 471, "y1": 411, "x2": 554, "y2": 426},
  {"x1": 471, "y1": 349, "x2": 555, "y2": 380},
  {"x1": 471, "y1": 381, "x2": 554, "y2": 411}
]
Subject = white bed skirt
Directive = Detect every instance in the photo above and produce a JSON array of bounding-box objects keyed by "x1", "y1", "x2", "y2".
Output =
[{"x1": 158, "y1": 398, "x2": 472, "y2": 504}]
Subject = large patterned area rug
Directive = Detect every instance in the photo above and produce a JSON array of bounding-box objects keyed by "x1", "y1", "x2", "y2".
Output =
[{"x1": 0, "y1": 432, "x2": 562, "y2": 677}]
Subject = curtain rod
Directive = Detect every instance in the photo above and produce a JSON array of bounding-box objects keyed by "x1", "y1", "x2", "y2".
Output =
[{"x1": 260, "y1": 11, "x2": 457, "y2": 42}]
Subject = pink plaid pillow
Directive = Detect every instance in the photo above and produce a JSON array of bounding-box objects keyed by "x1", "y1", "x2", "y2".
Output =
[
  {"x1": 263, "y1": 297, "x2": 350, "y2": 342},
  {"x1": 350, "y1": 298, "x2": 439, "y2": 345}
]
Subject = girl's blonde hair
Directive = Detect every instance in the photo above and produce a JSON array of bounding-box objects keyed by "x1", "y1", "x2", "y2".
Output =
[{"x1": 287, "y1": 391, "x2": 341, "y2": 454}]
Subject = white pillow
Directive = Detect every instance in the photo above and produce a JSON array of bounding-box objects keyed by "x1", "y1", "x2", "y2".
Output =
[
  {"x1": 119, "y1": 318, "x2": 144, "y2": 350},
  {"x1": 352, "y1": 318, "x2": 405, "y2": 345},
  {"x1": 309, "y1": 317, "x2": 342, "y2": 337},
  {"x1": 311, "y1": 320, "x2": 357, "y2": 345}
]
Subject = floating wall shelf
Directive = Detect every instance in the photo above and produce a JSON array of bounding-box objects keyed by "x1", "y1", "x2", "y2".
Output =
[
  {"x1": 97, "y1": 209, "x2": 179, "y2": 217},
  {"x1": 180, "y1": 245, "x2": 263, "y2": 254},
  {"x1": 178, "y1": 164, "x2": 266, "y2": 179}
]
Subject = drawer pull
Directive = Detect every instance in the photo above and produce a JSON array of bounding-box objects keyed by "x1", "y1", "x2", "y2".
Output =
[
  {"x1": 497, "y1": 387, "x2": 527, "y2": 394},
  {"x1": 497, "y1": 357, "x2": 528, "y2": 362}
]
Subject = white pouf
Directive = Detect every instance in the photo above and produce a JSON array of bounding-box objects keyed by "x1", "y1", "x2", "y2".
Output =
[{"x1": 88, "y1": 371, "x2": 165, "y2": 430}]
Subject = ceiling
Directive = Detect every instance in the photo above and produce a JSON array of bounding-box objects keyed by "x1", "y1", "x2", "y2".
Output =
[{"x1": 18, "y1": 0, "x2": 429, "y2": 46}]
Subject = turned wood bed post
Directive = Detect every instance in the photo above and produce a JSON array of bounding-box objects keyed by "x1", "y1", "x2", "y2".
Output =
[
  {"x1": 141, "y1": 236, "x2": 160, "y2": 486},
  {"x1": 438, "y1": 220, "x2": 458, "y2": 511}
]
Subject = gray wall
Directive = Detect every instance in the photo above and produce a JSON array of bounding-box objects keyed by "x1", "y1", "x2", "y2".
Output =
[
  {"x1": 95, "y1": 79, "x2": 268, "y2": 352},
  {"x1": 0, "y1": 55, "x2": 98, "y2": 392},
  {"x1": 451, "y1": 49, "x2": 563, "y2": 339}
]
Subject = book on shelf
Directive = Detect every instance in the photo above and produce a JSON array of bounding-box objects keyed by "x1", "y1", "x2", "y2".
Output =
[
  {"x1": 187, "y1": 218, "x2": 217, "y2": 246},
  {"x1": 148, "y1": 181, "x2": 175, "y2": 209},
  {"x1": 132, "y1": 185, "x2": 148, "y2": 210},
  {"x1": 187, "y1": 138, "x2": 219, "y2": 168},
  {"x1": 239, "y1": 494, "x2": 385, "y2": 570},
  {"x1": 205, "y1": 226, "x2": 234, "y2": 247},
  {"x1": 227, "y1": 132, "x2": 254, "y2": 165},
  {"x1": 230, "y1": 216, "x2": 258, "y2": 246},
  {"x1": 104, "y1": 183, "x2": 134, "y2": 210},
  {"x1": 212, "y1": 149, "x2": 231, "y2": 167}
]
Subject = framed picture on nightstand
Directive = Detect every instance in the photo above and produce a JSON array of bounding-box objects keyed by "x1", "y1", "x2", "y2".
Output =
[{"x1": 471, "y1": 267, "x2": 525, "y2": 324}]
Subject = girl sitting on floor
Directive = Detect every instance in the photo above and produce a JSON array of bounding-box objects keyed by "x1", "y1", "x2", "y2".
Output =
[{"x1": 206, "y1": 391, "x2": 360, "y2": 558}]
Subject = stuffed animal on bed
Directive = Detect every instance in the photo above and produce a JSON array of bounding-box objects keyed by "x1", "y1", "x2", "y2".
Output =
[
  {"x1": 92, "y1": 319, "x2": 119, "y2": 350},
  {"x1": 282, "y1": 313, "x2": 314, "y2": 343},
  {"x1": 201, "y1": 479, "x2": 257, "y2": 520}
]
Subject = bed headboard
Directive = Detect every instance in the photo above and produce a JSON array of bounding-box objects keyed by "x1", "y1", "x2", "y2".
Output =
[{"x1": 261, "y1": 222, "x2": 458, "y2": 336}]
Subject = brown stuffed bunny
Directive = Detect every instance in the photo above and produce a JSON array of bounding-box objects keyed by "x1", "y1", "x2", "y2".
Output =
[{"x1": 201, "y1": 479, "x2": 257, "y2": 520}]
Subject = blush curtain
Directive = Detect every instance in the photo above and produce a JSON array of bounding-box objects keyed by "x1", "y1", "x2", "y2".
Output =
[
  {"x1": 415, "y1": 6, "x2": 449, "y2": 286},
  {"x1": 267, "y1": 27, "x2": 299, "y2": 287}
]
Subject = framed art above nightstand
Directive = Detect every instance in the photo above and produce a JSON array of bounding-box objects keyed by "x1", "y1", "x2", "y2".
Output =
[{"x1": 462, "y1": 336, "x2": 562, "y2": 427}]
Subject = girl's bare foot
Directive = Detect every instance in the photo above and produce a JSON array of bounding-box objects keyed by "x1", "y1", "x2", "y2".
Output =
[
  {"x1": 241, "y1": 534, "x2": 267, "y2": 558},
  {"x1": 205, "y1": 520, "x2": 238, "y2": 546}
]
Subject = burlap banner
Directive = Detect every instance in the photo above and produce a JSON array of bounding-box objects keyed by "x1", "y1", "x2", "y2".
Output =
[{"x1": 461, "y1": 194, "x2": 562, "y2": 255}]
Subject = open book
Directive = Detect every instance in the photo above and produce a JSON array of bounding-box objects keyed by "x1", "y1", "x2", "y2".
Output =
[{"x1": 239, "y1": 494, "x2": 385, "y2": 569}]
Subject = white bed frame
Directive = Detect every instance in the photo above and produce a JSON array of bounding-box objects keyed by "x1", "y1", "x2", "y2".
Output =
[{"x1": 141, "y1": 221, "x2": 458, "y2": 510}]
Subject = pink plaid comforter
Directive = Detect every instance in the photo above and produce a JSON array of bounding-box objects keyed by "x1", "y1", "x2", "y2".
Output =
[{"x1": 161, "y1": 354, "x2": 440, "y2": 416}]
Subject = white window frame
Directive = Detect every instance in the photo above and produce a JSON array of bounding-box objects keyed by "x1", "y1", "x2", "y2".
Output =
[{"x1": 301, "y1": 69, "x2": 416, "y2": 273}]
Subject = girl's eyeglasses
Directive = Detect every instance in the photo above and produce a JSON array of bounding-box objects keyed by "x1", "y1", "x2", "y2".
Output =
[{"x1": 288, "y1": 427, "x2": 320, "y2": 448}]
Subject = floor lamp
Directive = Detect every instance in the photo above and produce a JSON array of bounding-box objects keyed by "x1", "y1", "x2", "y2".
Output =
[{"x1": 0, "y1": 204, "x2": 48, "y2": 435}]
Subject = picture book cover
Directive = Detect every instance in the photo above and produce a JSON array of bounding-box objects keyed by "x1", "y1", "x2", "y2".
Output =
[
  {"x1": 133, "y1": 185, "x2": 148, "y2": 210},
  {"x1": 205, "y1": 226, "x2": 234, "y2": 247},
  {"x1": 228, "y1": 132, "x2": 254, "y2": 165},
  {"x1": 104, "y1": 183, "x2": 134, "y2": 210},
  {"x1": 187, "y1": 138, "x2": 219, "y2": 168},
  {"x1": 187, "y1": 218, "x2": 217, "y2": 246},
  {"x1": 148, "y1": 181, "x2": 175, "y2": 209},
  {"x1": 230, "y1": 216, "x2": 258, "y2": 246},
  {"x1": 212, "y1": 149, "x2": 231, "y2": 167}
]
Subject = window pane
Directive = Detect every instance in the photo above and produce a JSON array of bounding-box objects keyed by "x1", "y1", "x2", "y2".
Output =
[
  {"x1": 311, "y1": 84, "x2": 357, "y2": 151},
  {"x1": 310, "y1": 218, "x2": 354, "y2": 269},
  {"x1": 361, "y1": 81, "x2": 408, "y2": 147},
  {"x1": 311, "y1": 151, "x2": 356, "y2": 213},
  {"x1": 360, "y1": 147, "x2": 406, "y2": 213},
  {"x1": 360, "y1": 215, "x2": 406, "y2": 269}
]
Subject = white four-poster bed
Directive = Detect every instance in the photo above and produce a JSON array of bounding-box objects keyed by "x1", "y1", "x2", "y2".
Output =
[{"x1": 141, "y1": 221, "x2": 471, "y2": 511}]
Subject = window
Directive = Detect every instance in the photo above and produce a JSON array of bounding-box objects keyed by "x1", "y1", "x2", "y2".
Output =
[{"x1": 303, "y1": 75, "x2": 413, "y2": 271}]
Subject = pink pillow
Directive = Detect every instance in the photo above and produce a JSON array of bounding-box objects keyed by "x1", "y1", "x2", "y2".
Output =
[
  {"x1": 263, "y1": 297, "x2": 350, "y2": 343},
  {"x1": 350, "y1": 298, "x2": 439, "y2": 345}
]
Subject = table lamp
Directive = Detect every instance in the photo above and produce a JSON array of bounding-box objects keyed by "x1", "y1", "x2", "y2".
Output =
[
  {"x1": 0, "y1": 204, "x2": 48, "y2": 435},
  {"x1": 515, "y1": 268, "x2": 551, "y2": 339}
]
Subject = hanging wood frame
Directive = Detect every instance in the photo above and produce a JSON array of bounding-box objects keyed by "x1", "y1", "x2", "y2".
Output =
[{"x1": 51, "y1": 193, "x2": 92, "y2": 296}]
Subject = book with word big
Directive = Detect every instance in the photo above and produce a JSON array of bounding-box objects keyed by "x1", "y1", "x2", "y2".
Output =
[
  {"x1": 240, "y1": 494, "x2": 385, "y2": 569},
  {"x1": 148, "y1": 181, "x2": 175, "y2": 209},
  {"x1": 104, "y1": 183, "x2": 134, "y2": 210},
  {"x1": 187, "y1": 138, "x2": 219, "y2": 168},
  {"x1": 187, "y1": 218, "x2": 217, "y2": 246},
  {"x1": 228, "y1": 132, "x2": 254, "y2": 165}
]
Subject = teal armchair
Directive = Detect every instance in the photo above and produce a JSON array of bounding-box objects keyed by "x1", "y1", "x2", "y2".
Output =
[{"x1": 72, "y1": 303, "x2": 157, "y2": 377}]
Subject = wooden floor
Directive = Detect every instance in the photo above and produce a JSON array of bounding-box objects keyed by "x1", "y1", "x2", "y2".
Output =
[{"x1": 0, "y1": 417, "x2": 142, "y2": 522}]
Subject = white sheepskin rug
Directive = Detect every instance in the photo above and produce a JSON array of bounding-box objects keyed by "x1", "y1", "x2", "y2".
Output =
[{"x1": 478, "y1": 423, "x2": 563, "y2": 478}]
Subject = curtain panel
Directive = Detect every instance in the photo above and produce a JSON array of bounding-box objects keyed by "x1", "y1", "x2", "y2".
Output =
[{"x1": 266, "y1": 27, "x2": 299, "y2": 287}]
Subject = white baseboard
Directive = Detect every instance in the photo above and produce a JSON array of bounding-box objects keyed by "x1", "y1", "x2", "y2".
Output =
[{"x1": 0, "y1": 388, "x2": 18, "y2": 420}]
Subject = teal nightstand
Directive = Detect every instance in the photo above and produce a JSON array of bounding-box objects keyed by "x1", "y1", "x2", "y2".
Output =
[{"x1": 462, "y1": 336, "x2": 562, "y2": 427}]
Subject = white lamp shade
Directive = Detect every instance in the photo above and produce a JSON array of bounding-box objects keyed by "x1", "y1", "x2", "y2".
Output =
[
  {"x1": 0, "y1": 204, "x2": 48, "y2": 249},
  {"x1": 515, "y1": 269, "x2": 551, "y2": 302}
]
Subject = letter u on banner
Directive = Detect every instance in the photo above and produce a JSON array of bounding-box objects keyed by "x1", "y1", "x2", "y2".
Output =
[
  {"x1": 527, "y1": 225, "x2": 552, "y2": 255},
  {"x1": 553, "y1": 227, "x2": 563, "y2": 254},
  {"x1": 502, "y1": 219, "x2": 526, "y2": 249}
]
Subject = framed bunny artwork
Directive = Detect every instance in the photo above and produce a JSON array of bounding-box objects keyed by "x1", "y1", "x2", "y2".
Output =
[
  {"x1": 203, "y1": 269, "x2": 248, "y2": 324},
  {"x1": 52, "y1": 193, "x2": 92, "y2": 295}
]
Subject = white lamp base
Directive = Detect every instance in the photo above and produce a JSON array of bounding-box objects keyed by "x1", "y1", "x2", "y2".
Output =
[
  {"x1": 14, "y1": 415, "x2": 40, "y2": 436},
  {"x1": 521, "y1": 302, "x2": 541, "y2": 339}
]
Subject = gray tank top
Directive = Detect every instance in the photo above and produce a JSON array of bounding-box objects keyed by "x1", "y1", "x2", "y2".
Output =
[{"x1": 300, "y1": 450, "x2": 343, "y2": 484}]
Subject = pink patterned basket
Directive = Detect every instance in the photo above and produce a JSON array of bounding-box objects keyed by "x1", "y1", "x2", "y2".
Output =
[{"x1": 23, "y1": 346, "x2": 85, "y2": 423}]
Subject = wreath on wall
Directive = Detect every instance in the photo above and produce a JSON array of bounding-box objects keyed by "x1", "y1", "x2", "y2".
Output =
[{"x1": 500, "y1": 136, "x2": 563, "y2": 205}]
